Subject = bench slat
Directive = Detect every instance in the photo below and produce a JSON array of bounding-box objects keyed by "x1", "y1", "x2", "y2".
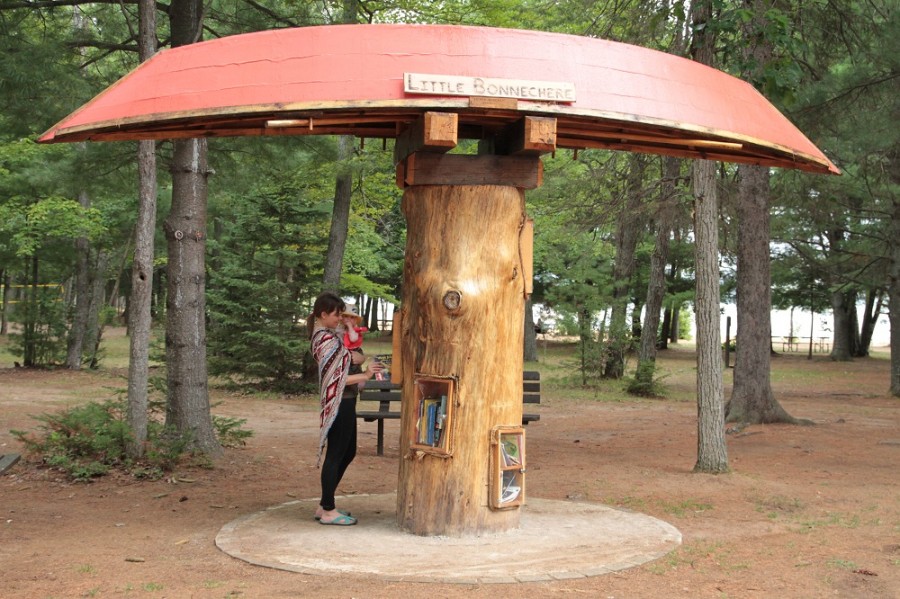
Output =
[
  {"x1": 359, "y1": 391, "x2": 402, "y2": 402},
  {"x1": 359, "y1": 372, "x2": 541, "y2": 455}
]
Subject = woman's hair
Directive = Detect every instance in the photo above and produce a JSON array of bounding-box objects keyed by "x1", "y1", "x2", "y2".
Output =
[{"x1": 306, "y1": 292, "x2": 346, "y2": 338}]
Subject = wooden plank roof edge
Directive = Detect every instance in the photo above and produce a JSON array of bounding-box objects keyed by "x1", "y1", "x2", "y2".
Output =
[{"x1": 42, "y1": 100, "x2": 838, "y2": 174}]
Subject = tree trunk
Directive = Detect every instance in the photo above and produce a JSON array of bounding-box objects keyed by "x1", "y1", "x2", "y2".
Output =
[
  {"x1": 524, "y1": 297, "x2": 537, "y2": 362},
  {"x1": 659, "y1": 305, "x2": 671, "y2": 350},
  {"x1": 856, "y1": 289, "x2": 882, "y2": 357},
  {"x1": 670, "y1": 304, "x2": 680, "y2": 343},
  {"x1": 23, "y1": 255, "x2": 38, "y2": 367},
  {"x1": 126, "y1": 0, "x2": 158, "y2": 455},
  {"x1": 635, "y1": 157, "x2": 680, "y2": 386},
  {"x1": 396, "y1": 183, "x2": 526, "y2": 536},
  {"x1": 692, "y1": 158, "x2": 729, "y2": 473},
  {"x1": 830, "y1": 289, "x2": 855, "y2": 361},
  {"x1": 66, "y1": 190, "x2": 92, "y2": 369},
  {"x1": 690, "y1": 0, "x2": 728, "y2": 474},
  {"x1": 83, "y1": 250, "x2": 109, "y2": 369},
  {"x1": 162, "y1": 0, "x2": 219, "y2": 455},
  {"x1": 727, "y1": 164, "x2": 797, "y2": 424},
  {"x1": 890, "y1": 192, "x2": 900, "y2": 396},
  {"x1": 1, "y1": 270, "x2": 9, "y2": 335},
  {"x1": 163, "y1": 138, "x2": 220, "y2": 455},
  {"x1": 323, "y1": 135, "x2": 353, "y2": 291},
  {"x1": 604, "y1": 154, "x2": 646, "y2": 379}
]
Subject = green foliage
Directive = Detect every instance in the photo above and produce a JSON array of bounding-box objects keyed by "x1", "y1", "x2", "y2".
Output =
[
  {"x1": 206, "y1": 145, "x2": 331, "y2": 387},
  {"x1": 7, "y1": 284, "x2": 68, "y2": 366},
  {"x1": 626, "y1": 359, "x2": 667, "y2": 397},
  {"x1": 12, "y1": 400, "x2": 131, "y2": 480},
  {"x1": 11, "y1": 395, "x2": 253, "y2": 481},
  {"x1": 212, "y1": 415, "x2": 254, "y2": 448}
]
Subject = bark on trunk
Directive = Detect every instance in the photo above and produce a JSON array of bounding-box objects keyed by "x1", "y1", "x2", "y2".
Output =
[
  {"x1": 636, "y1": 157, "x2": 680, "y2": 384},
  {"x1": 66, "y1": 190, "x2": 92, "y2": 369},
  {"x1": 322, "y1": 136, "x2": 353, "y2": 291},
  {"x1": 524, "y1": 297, "x2": 537, "y2": 362},
  {"x1": 126, "y1": 0, "x2": 158, "y2": 458},
  {"x1": 830, "y1": 289, "x2": 855, "y2": 361},
  {"x1": 692, "y1": 158, "x2": 729, "y2": 473},
  {"x1": 604, "y1": 155, "x2": 646, "y2": 379},
  {"x1": 857, "y1": 290, "x2": 882, "y2": 357},
  {"x1": 163, "y1": 138, "x2": 220, "y2": 456},
  {"x1": 727, "y1": 164, "x2": 797, "y2": 424},
  {"x1": 83, "y1": 251, "x2": 109, "y2": 369},
  {"x1": 891, "y1": 194, "x2": 900, "y2": 396},
  {"x1": 396, "y1": 184, "x2": 526, "y2": 536},
  {"x1": 0, "y1": 270, "x2": 8, "y2": 335}
]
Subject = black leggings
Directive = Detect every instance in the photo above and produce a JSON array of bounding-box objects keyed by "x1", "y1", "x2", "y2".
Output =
[{"x1": 319, "y1": 395, "x2": 357, "y2": 511}]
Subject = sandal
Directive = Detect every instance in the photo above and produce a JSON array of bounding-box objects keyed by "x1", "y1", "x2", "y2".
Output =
[
  {"x1": 319, "y1": 513, "x2": 357, "y2": 526},
  {"x1": 314, "y1": 509, "x2": 351, "y2": 521}
]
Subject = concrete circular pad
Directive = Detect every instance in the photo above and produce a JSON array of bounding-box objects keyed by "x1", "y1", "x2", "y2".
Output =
[{"x1": 216, "y1": 493, "x2": 681, "y2": 584}]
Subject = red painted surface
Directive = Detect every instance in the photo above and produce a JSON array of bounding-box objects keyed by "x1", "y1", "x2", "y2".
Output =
[{"x1": 39, "y1": 24, "x2": 837, "y2": 174}]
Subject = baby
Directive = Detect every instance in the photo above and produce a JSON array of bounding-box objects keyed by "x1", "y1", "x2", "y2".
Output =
[{"x1": 340, "y1": 308, "x2": 368, "y2": 351}]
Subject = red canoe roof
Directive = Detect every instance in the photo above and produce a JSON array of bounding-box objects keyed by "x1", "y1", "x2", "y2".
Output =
[{"x1": 39, "y1": 24, "x2": 838, "y2": 174}]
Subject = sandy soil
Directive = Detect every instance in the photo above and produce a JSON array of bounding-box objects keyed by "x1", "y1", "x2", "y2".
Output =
[{"x1": 1, "y1": 342, "x2": 898, "y2": 598}]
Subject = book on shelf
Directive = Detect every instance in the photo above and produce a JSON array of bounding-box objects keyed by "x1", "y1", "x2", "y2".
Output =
[
  {"x1": 500, "y1": 471, "x2": 521, "y2": 503},
  {"x1": 416, "y1": 397, "x2": 443, "y2": 447},
  {"x1": 501, "y1": 436, "x2": 521, "y2": 467}
]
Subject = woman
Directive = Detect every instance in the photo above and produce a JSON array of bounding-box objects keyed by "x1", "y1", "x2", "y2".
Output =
[{"x1": 307, "y1": 292, "x2": 381, "y2": 526}]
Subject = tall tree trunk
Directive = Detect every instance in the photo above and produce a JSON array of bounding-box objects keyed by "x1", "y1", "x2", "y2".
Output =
[
  {"x1": 83, "y1": 251, "x2": 109, "y2": 369},
  {"x1": 634, "y1": 157, "x2": 680, "y2": 389},
  {"x1": 164, "y1": 138, "x2": 219, "y2": 455},
  {"x1": 604, "y1": 154, "x2": 646, "y2": 379},
  {"x1": 163, "y1": 0, "x2": 218, "y2": 455},
  {"x1": 890, "y1": 168, "x2": 900, "y2": 396},
  {"x1": 126, "y1": 0, "x2": 159, "y2": 458},
  {"x1": 323, "y1": 136, "x2": 354, "y2": 291},
  {"x1": 321, "y1": 1, "x2": 359, "y2": 292},
  {"x1": 23, "y1": 255, "x2": 38, "y2": 367},
  {"x1": 1, "y1": 270, "x2": 9, "y2": 335},
  {"x1": 692, "y1": 159, "x2": 729, "y2": 473},
  {"x1": 691, "y1": 0, "x2": 728, "y2": 474},
  {"x1": 524, "y1": 297, "x2": 537, "y2": 362},
  {"x1": 659, "y1": 305, "x2": 672, "y2": 350},
  {"x1": 857, "y1": 289, "x2": 882, "y2": 357},
  {"x1": 66, "y1": 190, "x2": 92, "y2": 369},
  {"x1": 830, "y1": 289, "x2": 855, "y2": 361},
  {"x1": 727, "y1": 165, "x2": 797, "y2": 424}
]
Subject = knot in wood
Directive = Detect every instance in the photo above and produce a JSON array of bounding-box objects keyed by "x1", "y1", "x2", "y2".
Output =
[{"x1": 442, "y1": 290, "x2": 462, "y2": 311}]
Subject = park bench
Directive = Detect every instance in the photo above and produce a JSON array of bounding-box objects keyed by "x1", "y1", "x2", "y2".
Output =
[{"x1": 358, "y1": 370, "x2": 542, "y2": 456}]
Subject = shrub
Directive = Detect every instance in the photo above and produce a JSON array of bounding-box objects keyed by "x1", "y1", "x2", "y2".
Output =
[{"x1": 12, "y1": 397, "x2": 252, "y2": 481}]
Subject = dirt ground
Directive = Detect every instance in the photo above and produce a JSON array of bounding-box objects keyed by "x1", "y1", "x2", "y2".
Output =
[{"x1": 1, "y1": 339, "x2": 898, "y2": 598}]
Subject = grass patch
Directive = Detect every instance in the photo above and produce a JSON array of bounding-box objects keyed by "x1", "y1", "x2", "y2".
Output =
[
  {"x1": 754, "y1": 494, "x2": 805, "y2": 520},
  {"x1": 645, "y1": 540, "x2": 730, "y2": 574},
  {"x1": 661, "y1": 498, "x2": 714, "y2": 517},
  {"x1": 795, "y1": 511, "x2": 862, "y2": 532}
]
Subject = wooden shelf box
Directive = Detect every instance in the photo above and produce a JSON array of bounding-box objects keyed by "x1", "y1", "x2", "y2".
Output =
[
  {"x1": 409, "y1": 374, "x2": 456, "y2": 457},
  {"x1": 490, "y1": 426, "x2": 526, "y2": 509}
]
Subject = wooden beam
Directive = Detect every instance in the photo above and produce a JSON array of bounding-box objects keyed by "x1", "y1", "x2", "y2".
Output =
[
  {"x1": 396, "y1": 153, "x2": 542, "y2": 189},
  {"x1": 480, "y1": 116, "x2": 557, "y2": 156},
  {"x1": 393, "y1": 111, "x2": 458, "y2": 164}
]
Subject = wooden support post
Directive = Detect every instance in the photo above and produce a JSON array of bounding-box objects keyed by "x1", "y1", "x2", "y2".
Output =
[
  {"x1": 397, "y1": 184, "x2": 527, "y2": 536},
  {"x1": 393, "y1": 111, "x2": 458, "y2": 164},
  {"x1": 395, "y1": 154, "x2": 540, "y2": 536},
  {"x1": 396, "y1": 153, "x2": 543, "y2": 189},
  {"x1": 479, "y1": 116, "x2": 557, "y2": 156}
]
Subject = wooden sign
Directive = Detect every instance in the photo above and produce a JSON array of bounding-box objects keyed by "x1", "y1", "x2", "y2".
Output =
[{"x1": 405, "y1": 73, "x2": 576, "y2": 103}]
